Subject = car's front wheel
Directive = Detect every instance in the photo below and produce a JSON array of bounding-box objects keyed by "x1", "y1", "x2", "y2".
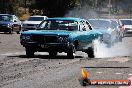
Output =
[
  {"x1": 49, "y1": 51, "x2": 57, "y2": 57},
  {"x1": 26, "y1": 47, "x2": 35, "y2": 57},
  {"x1": 67, "y1": 46, "x2": 75, "y2": 59}
]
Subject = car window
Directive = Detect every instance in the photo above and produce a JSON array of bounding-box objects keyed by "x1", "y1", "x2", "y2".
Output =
[
  {"x1": 88, "y1": 20, "x2": 110, "y2": 29},
  {"x1": 0, "y1": 15, "x2": 13, "y2": 22},
  {"x1": 28, "y1": 17, "x2": 44, "y2": 21},
  {"x1": 80, "y1": 21, "x2": 86, "y2": 31},
  {"x1": 120, "y1": 20, "x2": 132, "y2": 25},
  {"x1": 38, "y1": 20, "x2": 78, "y2": 31}
]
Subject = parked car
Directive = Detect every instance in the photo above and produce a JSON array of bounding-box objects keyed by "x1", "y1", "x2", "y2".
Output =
[
  {"x1": 88, "y1": 19, "x2": 122, "y2": 47},
  {"x1": 20, "y1": 17, "x2": 103, "y2": 58},
  {"x1": 0, "y1": 14, "x2": 22, "y2": 34},
  {"x1": 118, "y1": 19, "x2": 132, "y2": 37},
  {"x1": 22, "y1": 15, "x2": 48, "y2": 31}
]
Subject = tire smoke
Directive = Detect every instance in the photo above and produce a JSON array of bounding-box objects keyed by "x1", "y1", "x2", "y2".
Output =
[{"x1": 93, "y1": 39, "x2": 131, "y2": 58}]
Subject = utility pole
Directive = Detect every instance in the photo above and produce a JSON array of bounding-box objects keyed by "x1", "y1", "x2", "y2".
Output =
[{"x1": 108, "y1": 0, "x2": 112, "y2": 19}]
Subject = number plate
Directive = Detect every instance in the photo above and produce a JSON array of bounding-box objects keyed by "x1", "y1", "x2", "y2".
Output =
[{"x1": 39, "y1": 44, "x2": 48, "y2": 48}]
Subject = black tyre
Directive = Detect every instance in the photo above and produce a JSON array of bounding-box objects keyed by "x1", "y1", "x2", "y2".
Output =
[
  {"x1": 67, "y1": 52, "x2": 74, "y2": 59},
  {"x1": 26, "y1": 47, "x2": 35, "y2": 57},
  {"x1": 16, "y1": 26, "x2": 21, "y2": 34},
  {"x1": 16, "y1": 31, "x2": 20, "y2": 34},
  {"x1": 9, "y1": 29, "x2": 13, "y2": 34},
  {"x1": 67, "y1": 46, "x2": 75, "y2": 59},
  {"x1": 49, "y1": 51, "x2": 57, "y2": 57},
  {"x1": 87, "y1": 47, "x2": 94, "y2": 58}
]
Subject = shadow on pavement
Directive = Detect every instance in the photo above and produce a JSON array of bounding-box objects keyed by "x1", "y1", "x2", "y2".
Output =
[{"x1": 7, "y1": 54, "x2": 83, "y2": 59}]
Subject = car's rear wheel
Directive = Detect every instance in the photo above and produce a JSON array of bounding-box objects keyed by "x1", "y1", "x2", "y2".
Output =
[
  {"x1": 49, "y1": 51, "x2": 57, "y2": 57},
  {"x1": 26, "y1": 47, "x2": 35, "y2": 57},
  {"x1": 87, "y1": 47, "x2": 94, "y2": 58}
]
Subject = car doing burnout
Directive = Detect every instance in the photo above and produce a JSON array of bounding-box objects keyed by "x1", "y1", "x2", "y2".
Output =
[{"x1": 20, "y1": 17, "x2": 103, "y2": 58}]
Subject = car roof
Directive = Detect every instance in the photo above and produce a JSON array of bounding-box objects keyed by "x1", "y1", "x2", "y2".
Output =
[
  {"x1": 0, "y1": 14, "x2": 14, "y2": 16},
  {"x1": 30, "y1": 15, "x2": 48, "y2": 17},
  {"x1": 119, "y1": 19, "x2": 132, "y2": 21},
  {"x1": 46, "y1": 17, "x2": 84, "y2": 22},
  {"x1": 88, "y1": 19, "x2": 118, "y2": 23}
]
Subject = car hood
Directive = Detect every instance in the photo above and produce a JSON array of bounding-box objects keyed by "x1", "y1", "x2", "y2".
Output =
[
  {"x1": 124, "y1": 25, "x2": 132, "y2": 28},
  {"x1": 21, "y1": 30, "x2": 73, "y2": 36},
  {"x1": 23, "y1": 21, "x2": 42, "y2": 25},
  {"x1": 0, "y1": 21, "x2": 12, "y2": 25}
]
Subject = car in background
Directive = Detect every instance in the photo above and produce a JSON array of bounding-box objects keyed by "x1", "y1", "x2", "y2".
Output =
[
  {"x1": 88, "y1": 19, "x2": 122, "y2": 47},
  {"x1": 118, "y1": 19, "x2": 132, "y2": 37},
  {"x1": 22, "y1": 15, "x2": 48, "y2": 31},
  {"x1": 20, "y1": 17, "x2": 103, "y2": 58},
  {"x1": 0, "y1": 14, "x2": 22, "y2": 34}
]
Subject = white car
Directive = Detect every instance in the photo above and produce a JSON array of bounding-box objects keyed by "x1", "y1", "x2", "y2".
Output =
[
  {"x1": 22, "y1": 15, "x2": 48, "y2": 31},
  {"x1": 118, "y1": 19, "x2": 132, "y2": 37}
]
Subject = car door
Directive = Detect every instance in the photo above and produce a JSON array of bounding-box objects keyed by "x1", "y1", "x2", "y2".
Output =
[{"x1": 77, "y1": 20, "x2": 93, "y2": 49}]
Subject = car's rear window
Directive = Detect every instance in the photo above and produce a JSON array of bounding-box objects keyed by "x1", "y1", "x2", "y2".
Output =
[
  {"x1": 89, "y1": 20, "x2": 118, "y2": 29},
  {"x1": 88, "y1": 20, "x2": 110, "y2": 29}
]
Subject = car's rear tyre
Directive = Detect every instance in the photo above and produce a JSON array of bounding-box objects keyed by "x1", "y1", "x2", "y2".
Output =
[
  {"x1": 26, "y1": 47, "x2": 35, "y2": 57},
  {"x1": 87, "y1": 47, "x2": 94, "y2": 58},
  {"x1": 67, "y1": 52, "x2": 74, "y2": 59},
  {"x1": 49, "y1": 51, "x2": 57, "y2": 57}
]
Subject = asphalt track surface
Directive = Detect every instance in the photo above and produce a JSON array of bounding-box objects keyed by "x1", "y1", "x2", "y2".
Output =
[{"x1": 0, "y1": 33, "x2": 132, "y2": 88}]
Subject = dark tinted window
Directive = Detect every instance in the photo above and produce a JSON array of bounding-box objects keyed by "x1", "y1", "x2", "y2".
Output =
[
  {"x1": 120, "y1": 20, "x2": 132, "y2": 25},
  {"x1": 88, "y1": 20, "x2": 110, "y2": 29},
  {"x1": 28, "y1": 17, "x2": 44, "y2": 21},
  {"x1": 0, "y1": 15, "x2": 13, "y2": 21},
  {"x1": 38, "y1": 20, "x2": 78, "y2": 31}
]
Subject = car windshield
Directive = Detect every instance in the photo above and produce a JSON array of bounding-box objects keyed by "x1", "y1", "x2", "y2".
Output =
[
  {"x1": 120, "y1": 20, "x2": 132, "y2": 25},
  {"x1": 38, "y1": 20, "x2": 78, "y2": 31},
  {"x1": 28, "y1": 17, "x2": 44, "y2": 21},
  {"x1": 0, "y1": 15, "x2": 13, "y2": 22},
  {"x1": 88, "y1": 20, "x2": 117, "y2": 29}
]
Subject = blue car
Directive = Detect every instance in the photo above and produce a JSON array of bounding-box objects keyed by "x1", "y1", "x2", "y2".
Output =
[
  {"x1": 20, "y1": 17, "x2": 102, "y2": 58},
  {"x1": 0, "y1": 14, "x2": 22, "y2": 34}
]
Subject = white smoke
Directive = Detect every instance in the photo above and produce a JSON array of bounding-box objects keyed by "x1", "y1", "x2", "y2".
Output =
[
  {"x1": 65, "y1": 2, "x2": 132, "y2": 58},
  {"x1": 65, "y1": 5, "x2": 100, "y2": 19},
  {"x1": 94, "y1": 39, "x2": 131, "y2": 58}
]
